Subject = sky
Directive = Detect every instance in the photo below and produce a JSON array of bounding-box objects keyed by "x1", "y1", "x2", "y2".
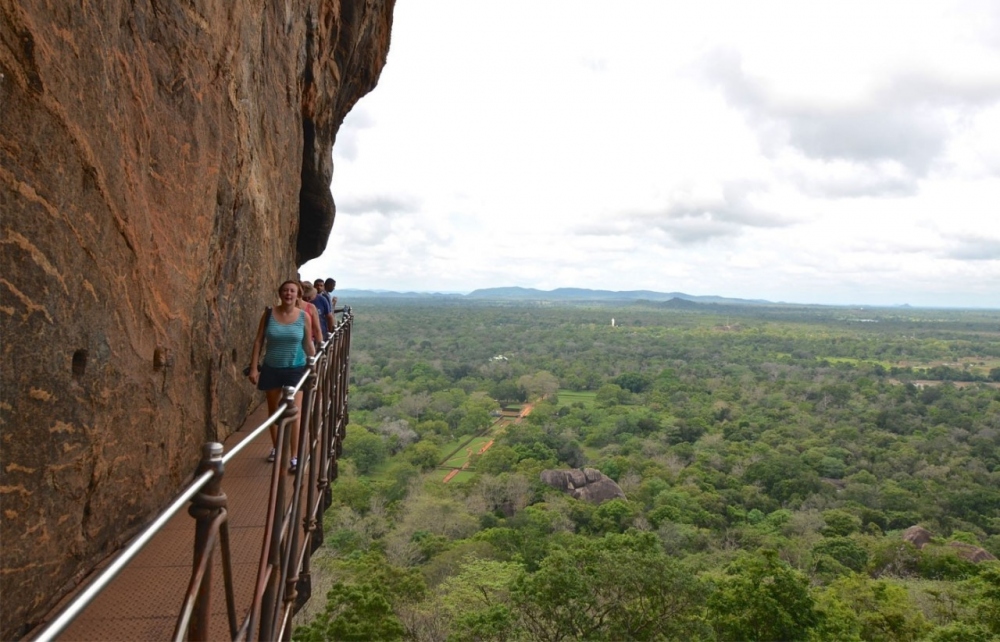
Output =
[{"x1": 301, "y1": 0, "x2": 1000, "y2": 308}]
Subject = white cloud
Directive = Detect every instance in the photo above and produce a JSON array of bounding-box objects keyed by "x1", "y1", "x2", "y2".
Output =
[
  {"x1": 943, "y1": 235, "x2": 1000, "y2": 261},
  {"x1": 301, "y1": 0, "x2": 1000, "y2": 308}
]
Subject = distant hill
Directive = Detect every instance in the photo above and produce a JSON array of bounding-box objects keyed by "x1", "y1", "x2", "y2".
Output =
[
  {"x1": 335, "y1": 289, "x2": 464, "y2": 299},
  {"x1": 336, "y1": 287, "x2": 774, "y2": 307},
  {"x1": 334, "y1": 287, "x2": 775, "y2": 305},
  {"x1": 331, "y1": 290, "x2": 992, "y2": 309},
  {"x1": 656, "y1": 297, "x2": 706, "y2": 309},
  {"x1": 465, "y1": 287, "x2": 773, "y2": 305}
]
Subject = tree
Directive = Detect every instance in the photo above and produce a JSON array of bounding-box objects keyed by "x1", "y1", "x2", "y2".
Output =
[
  {"x1": 812, "y1": 537, "x2": 869, "y2": 572},
  {"x1": 590, "y1": 499, "x2": 637, "y2": 534},
  {"x1": 458, "y1": 406, "x2": 491, "y2": 435},
  {"x1": 512, "y1": 532, "x2": 708, "y2": 641},
  {"x1": 294, "y1": 554, "x2": 425, "y2": 642},
  {"x1": 376, "y1": 418, "x2": 418, "y2": 454},
  {"x1": 821, "y1": 509, "x2": 861, "y2": 536},
  {"x1": 491, "y1": 379, "x2": 527, "y2": 403},
  {"x1": 707, "y1": 549, "x2": 819, "y2": 641},
  {"x1": 295, "y1": 582, "x2": 405, "y2": 641},
  {"x1": 974, "y1": 565, "x2": 1000, "y2": 636},
  {"x1": 614, "y1": 372, "x2": 651, "y2": 393},
  {"x1": 595, "y1": 383, "x2": 628, "y2": 407},
  {"x1": 476, "y1": 444, "x2": 520, "y2": 475},
  {"x1": 518, "y1": 371, "x2": 560, "y2": 399},
  {"x1": 397, "y1": 391, "x2": 431, "y2": 419},
  {"x1": 817, "y1": 574, "x2": 930, "y2": 641},
  {"x1": 438, "y1": 558, "x2": 524, "y2": 640},
  {"x1": 404, "y1": 439, "x2": 441, "y2": 471},
  {"x1": 744, "y1": 455, "x2": 822, "y2": 503},
  {"x1": 343, "y1": 426, "x2": 387, "y2": 474}
]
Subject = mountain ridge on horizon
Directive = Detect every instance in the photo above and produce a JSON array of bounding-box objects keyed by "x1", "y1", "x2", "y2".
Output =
[
  {"x1": 330, "y1": 288, "x2": 998, "y2": 309},
  {"x1": 334, "y1": 286, "x2": 776, "y2": 305},
  {"x1": 467, "y1": 286, "x2": 774, "y2": 305}
]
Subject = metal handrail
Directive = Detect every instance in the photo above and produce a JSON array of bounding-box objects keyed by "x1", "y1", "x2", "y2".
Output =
[
  {"x1": 31, "y1": 308, "x2": 353, "y2": 642},
  {"x1": 32, "y1": 469, "x2": 215, "y2": 642}
]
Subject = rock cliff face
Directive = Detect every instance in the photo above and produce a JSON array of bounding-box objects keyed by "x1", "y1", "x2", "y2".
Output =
[{"x1": 0, "y1": 1, "x2": 394, "y2": 637}]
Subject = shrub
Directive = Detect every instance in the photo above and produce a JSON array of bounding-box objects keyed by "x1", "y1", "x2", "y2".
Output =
[
  {"x1": 813, "y1": 537, "x2": 869, "y2": 572},
  {"x1": 707, "y1": 550, "x2": 819, "y2": 641},
  {"x1": 821, "y1": 509, "x2": 862, "y2": 537},
  {"x1": 917, "y1": 546, "x2": 981, "y2": 580},
  {"x1": 867, "y1": 540, "x2": 921, "y2": 578}
]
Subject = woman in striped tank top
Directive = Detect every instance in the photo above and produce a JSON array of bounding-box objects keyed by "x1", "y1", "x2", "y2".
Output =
[{"x1": 248, "y1": 280, "x2": 315, "y2": 472}]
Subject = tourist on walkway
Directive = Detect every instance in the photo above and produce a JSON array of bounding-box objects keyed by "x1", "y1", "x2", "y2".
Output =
[
  {"x1": 297, "y1": 282, "x2": 324, "y2": 350},
  {"x1": 247, "y1": 280, "x2": 315, "y2": 472},
  {"x1": 309, "y1": 280, "x2": 334, "y2": 340},
  {"x1": 324, "y1": 277, "x2": 338, "y2": 316}
]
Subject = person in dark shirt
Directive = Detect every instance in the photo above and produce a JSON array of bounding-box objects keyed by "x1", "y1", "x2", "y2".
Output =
[
  {"x1": 307, "y1": 282, "x2": 334, "y2": 339},
  {"x1": 323, "y1": 278, "x2": 338, "y2": 313}
]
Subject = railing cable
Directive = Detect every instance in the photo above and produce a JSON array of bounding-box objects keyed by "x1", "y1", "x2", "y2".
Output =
[
  {"x1": 33, "y1": 469, "x2": 216, "y2": 642},
  {"x1": 31, "y1": 308, "x2": 353, "y2": 642}
]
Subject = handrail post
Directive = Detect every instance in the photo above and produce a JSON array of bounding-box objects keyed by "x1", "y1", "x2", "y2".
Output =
[
  {"x1": 317, "y1": 350, "x2": 333, "y2": 511},
  {"x1": 336, "y1": 313, "x2": 351, "y2": 456},
  {"x1": 297, "y1": 360, "x2": 321, "y2": 611},
  {"x1": 259, "y1": 386, "x2": 298, "y2": 641},
  {"x1": 186, "y1": 442, "x2": 226, "y2": 642}
]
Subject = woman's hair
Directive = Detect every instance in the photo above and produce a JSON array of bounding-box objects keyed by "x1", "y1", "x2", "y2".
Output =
[
  {"x1": 277, "y1": 280, "x2": 301, "y2": 297},
  {"x1": 302, "y1": 284, "x2": 317, "y2": 299}
]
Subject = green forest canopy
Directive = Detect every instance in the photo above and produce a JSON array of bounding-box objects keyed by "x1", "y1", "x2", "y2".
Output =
[{"x1": 297, "y1": 300, "x2": 1000, "y2": 641}]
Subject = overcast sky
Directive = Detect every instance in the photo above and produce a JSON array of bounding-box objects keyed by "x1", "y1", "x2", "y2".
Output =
[{"x1": 301, "y1": 0, "x2": 1000, "y2": 307}]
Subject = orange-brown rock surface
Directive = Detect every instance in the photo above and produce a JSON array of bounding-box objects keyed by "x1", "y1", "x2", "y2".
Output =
[{"x1": 0, "y1": 1, "x2": 394, "y2": 637}]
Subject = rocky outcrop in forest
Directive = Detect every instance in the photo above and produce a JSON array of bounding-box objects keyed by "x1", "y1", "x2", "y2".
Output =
[
  {"x1": 0, "y1": 1, "x2": 394, "y2": 637},
  {"x1": 903, "y1": 525, "x2": 997, "y2": 563},
  {"x1": 541, "y1": 468, "x2": 627, "y2": 503}
]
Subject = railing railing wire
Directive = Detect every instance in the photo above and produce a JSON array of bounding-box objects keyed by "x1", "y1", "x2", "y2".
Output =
[{"x1": 33, "y1": 308, "x2": 353, "y2": 642}]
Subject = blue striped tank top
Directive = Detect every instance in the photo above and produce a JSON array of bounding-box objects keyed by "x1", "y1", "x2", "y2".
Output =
[{"x1": 263, "y1": 309, "x2": 307, "y2": 368}]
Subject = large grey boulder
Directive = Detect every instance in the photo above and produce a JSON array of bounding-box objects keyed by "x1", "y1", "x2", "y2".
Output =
[
  {"x1": 902, "y1": 525, "x2": 934, "y2": 549},
  {"x1": 902, "y1": 525, "x2": 996, "y2": 562},
  {"x1": 540, "y1": 468, "x2": 626, "y2": 504},
  {"x1": 948, "y1": 541, "x2": 997, "y2": 563}
]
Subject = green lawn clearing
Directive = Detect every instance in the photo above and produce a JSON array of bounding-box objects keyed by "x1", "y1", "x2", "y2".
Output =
[
  {"x1": 558, "y1": 390, "x2": 597, "y2": 408},
  {"x1": 437, "y1": 437, "x2": 468, "y2": 460},
  {"x1": 442, "y1": 470, "x2": 475, "y2": 484}
]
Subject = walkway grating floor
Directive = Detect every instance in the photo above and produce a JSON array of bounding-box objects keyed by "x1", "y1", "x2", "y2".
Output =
[{"x1": 41, "y1": 403, "x2": 293, "y2": 641}]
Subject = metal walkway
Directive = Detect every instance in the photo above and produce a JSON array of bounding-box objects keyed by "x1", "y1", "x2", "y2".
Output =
[
  {"x1": 49, "y1": 403, "x2": 282, "y2": 641},
  {"x1": 31, "y1": 310, "x2": 354, "y2": 642}
]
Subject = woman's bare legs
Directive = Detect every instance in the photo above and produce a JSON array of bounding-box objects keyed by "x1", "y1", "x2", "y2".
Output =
[
  {"x1": 290, "y1": 390, "x2": 303, "y2": 465},
  {"x1": 266, "y1": 388, "x2": 303, "y2": 469},
  {"x1": 266, "y1": 388, "x2": 283, "y2": 449}
]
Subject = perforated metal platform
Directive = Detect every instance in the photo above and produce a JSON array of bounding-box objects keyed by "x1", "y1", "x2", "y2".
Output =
[{"x1": 46, "y1": 403, "x2": 295, "y2": 641}]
